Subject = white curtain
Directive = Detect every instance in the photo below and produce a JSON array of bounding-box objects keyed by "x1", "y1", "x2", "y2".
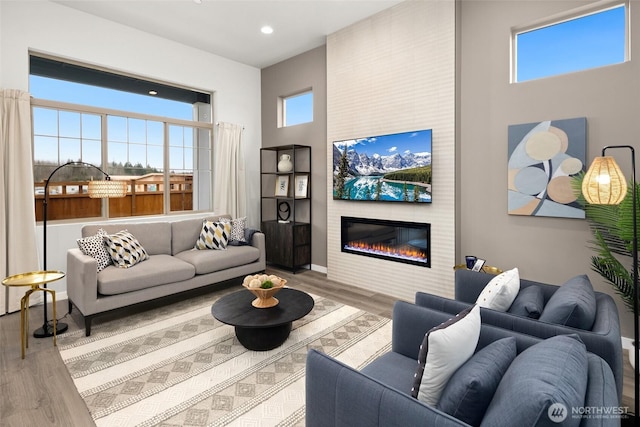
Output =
[
  {"x1": 213, "y1": 122, "x2": 246, "y2": 218},
  {"x1": 0, "y1": 90, "x2": 39, "y2": 314}
]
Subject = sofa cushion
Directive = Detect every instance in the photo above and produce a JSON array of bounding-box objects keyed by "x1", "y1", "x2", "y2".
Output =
[
  {"x1": 361, "y1": 351, "x2": 418, "y2": 395},
  {"x1": 538, "y1": 275, "x2": 596, "y2": 330},
  {"x1": 481, "y1": 334, "x2": 588, "y2": 427},
  {"x1": 507, "y1": 285, "x2": 544, "y2": 319},
  {"x1": 437, "y1": 337, "x2": 517, "y2": 426},
  {"x1": 475, "y1": 268, "x2": 520, "y2": 311},
  {"x1": 97, "y1": 254, "x2": 195, "y2": 295},
  {"x1": 171, "y1": 215, "x2": 231, "y2": 254},
  {"x1": 83, "y1": 222, "x2": 172, "y2": 255},
  {"x1": 221, "y1": 216, "x2": 247, "y2": 245},
  {"x1": 175, "y1": 245, "x2": 261, "y2": 275},
  {"x1": 103, "y1": 230, "x2": 149, "y2": 268},
  {"x1": 194, "y1": 220, "x2": 231, "y2": 250},
  {"x1": 411, "y1": 304, "x2": 481, "y2": 406},
  {"x1": 77, "y1": 228, "x2": 112, "y2": 273}
]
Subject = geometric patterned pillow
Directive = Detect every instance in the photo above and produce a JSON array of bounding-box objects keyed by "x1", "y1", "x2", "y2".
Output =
[
  {"x1": 220, "y1": 216, "x2": 247, "y2": 244},
  {"x1": 77, "y1": 228, "x2": 112, "y2": 273},
  {"x1": 194, "y1": 220, "x2": 231, "y2": 250},
  {"x1": 103, "y1": 230, "x2": 149, "y2": 268}
]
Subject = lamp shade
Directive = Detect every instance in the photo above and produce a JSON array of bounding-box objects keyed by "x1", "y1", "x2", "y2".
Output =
[
  {"x1": 582, "y1": 156, "x2": 627, "y2": 205},
  {"x1": 88, "y1": 179, "x2": 127, "y2": 198}
]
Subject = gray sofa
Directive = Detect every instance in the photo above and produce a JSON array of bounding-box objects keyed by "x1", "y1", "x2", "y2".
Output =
[
  {"x1": 414, "y1": 268, "x2": 623, "y2": 399},
  {"x1": 67, "y1": 214, "x2": 265, "y2": 336},
  {"x1": 306, "y1": 301, "x2": 620, "y2": 427}
]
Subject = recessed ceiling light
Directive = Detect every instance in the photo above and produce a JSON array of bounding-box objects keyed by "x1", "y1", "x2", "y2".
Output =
[
  {"x1": 148, "y1": 90, "x2": 158, "y2": 95},
  {"x1": 261, "y1": 26, "x2": 274, "y2": 35},
  {"x1": 193, "y1": 0, "x2": 202, "y2": 4}
]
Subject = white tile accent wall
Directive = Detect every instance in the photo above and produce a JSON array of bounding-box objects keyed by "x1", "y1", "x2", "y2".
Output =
[{"x1": 326, "y1": 0, "x2": 456, "y2": 301}]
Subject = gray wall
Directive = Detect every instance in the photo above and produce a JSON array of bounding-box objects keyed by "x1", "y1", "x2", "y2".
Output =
[
  {"x1": 261, "y1": 46, "x2": 328, "y2": 269},
  {"x1": 459, "y1": 0, "x2": 640, "y2": 337}
]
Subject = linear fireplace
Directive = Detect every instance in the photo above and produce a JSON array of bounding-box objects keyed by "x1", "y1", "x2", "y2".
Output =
[{"x1": 341, "y1": 216, "x2": 430, "y2": 267}]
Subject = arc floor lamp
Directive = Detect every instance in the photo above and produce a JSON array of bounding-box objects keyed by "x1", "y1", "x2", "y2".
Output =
[
  {"x1": 35, "y1": 161, "x2": 127, "y2": 338},
  {"x1": 582, "y1": 145, "x2": 637, "y2": 419}
]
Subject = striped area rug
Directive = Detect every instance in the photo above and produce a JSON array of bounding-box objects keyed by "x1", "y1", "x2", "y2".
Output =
[{"x1": 57, "y1": 290, "x2": 392, "y2": 427}]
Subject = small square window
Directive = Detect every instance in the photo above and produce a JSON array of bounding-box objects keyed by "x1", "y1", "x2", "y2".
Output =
[{"x1": 281, "y1": 91, "x2": 313, "y2": 127}]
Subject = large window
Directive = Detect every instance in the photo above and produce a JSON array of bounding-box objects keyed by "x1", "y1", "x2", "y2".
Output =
[
  {"x1": 30, "y1": 55, "x2": 213, "y2": 222},
  {"x1": 513, "y1": 2, "x2": 627, "y2": 82}
]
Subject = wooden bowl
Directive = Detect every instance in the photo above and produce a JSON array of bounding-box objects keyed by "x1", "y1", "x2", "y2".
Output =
[{"x1": 242, "y1": 279, "x2": 287, "y2": 308}]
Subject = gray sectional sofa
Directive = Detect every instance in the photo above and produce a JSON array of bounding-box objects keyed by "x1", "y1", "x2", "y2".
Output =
[
  {"x1": 67, "y1": 214, "x2": 265, "y2": 335},
  {"x1": 306, "y1": 301, "x2": 620, "y2": 427},
  {"x1": 414, "y1": 268, "x2": 623, "y2": 399}
]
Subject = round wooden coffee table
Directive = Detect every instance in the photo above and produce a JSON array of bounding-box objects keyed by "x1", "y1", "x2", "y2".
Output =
[{"x1": 211, "y1": 288, "x2": 314, "y2": 351}]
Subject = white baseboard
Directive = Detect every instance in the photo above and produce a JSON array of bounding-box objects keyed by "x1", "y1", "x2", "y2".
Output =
[
  {"x1": 311, "y1": 264, "x2": 327, "y2": 274},
  {"x1": 622, "y1": 336, "x2": 633, "y2": 351}
]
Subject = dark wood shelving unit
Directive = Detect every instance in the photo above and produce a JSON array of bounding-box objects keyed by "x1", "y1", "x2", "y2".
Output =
[{"x1": 260, "y1": 145, "x2": 311, "y2": 272}]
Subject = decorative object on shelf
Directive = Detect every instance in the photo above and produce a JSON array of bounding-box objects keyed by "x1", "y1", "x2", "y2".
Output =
[
  {"x1": 471, "y1": 258, "x2": 486, "y2": 272},
  {"x1": 453, "y1": 263, "x2": 503, "y2": 275},
  {"x1": 295, "y1": 174, "x2": 309, "y2": 197},
  {"x1": 465, "y1": 255, "x2": 477, "y2": 269},
  {"x1": 277, "y1": 154, "x2": 293, "y2": 172},
  {"x1": 38, "y1": 161, "x2": 126, "y2": 339},
  {"x1": 277, "y1": 201, "x2": 291, "y2": 222},
  {"x1": 581, "y1": 145, "x2": 638, "y2": 419},
  {"x1": 242, "y1": 274, "x2": 287, "y2": 308},
  {"x1": 275, "y1": 175, "x2": 289, "y2": 197},
  {"x1": 508, "y1": 117, "x2": 586, "y2": 218}
]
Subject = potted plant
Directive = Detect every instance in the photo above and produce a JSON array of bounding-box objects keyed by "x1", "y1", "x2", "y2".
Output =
[{"x1": 575, "y1": 175, "x2": 640, "y2": 365}]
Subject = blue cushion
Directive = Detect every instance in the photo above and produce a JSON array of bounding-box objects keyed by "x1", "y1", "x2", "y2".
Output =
[
  {"x1": 508, "y1": 285, "x2": 544, "y2": 319},
  {"x1": 538, "y1": 275, "x2": 596, "y2": 330},
  {"x1": 481, "y1": 334, "x2": 588, "y2": 427},
  {"x1": 437, "y1": 337, "x2": 516, "y2": 426}
]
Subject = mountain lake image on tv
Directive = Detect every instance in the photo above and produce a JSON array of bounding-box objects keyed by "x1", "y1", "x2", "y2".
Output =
[{"x1": 333, "y1": 129, "x2": 432, "y2": 203}]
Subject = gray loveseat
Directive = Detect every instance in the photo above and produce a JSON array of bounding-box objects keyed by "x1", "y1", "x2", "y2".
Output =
[
  {"x1": 414, "y1": 268, "x2": 623, "y2": 399},
  {"x1": 306, "y1": 301, "x2": 620, "y2": 427},
  {"x1": 67, "y1": 214, "x2": 265, "y2": 335}
]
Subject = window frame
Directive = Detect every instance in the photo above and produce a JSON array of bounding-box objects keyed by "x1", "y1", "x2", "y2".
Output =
[
  {"x1": 31, "y1": 97, "x2": 214, "y2": 222},
  {"x1": 278, "y1": 89, "x2": 313, "y2": 128},
  {"x1": 511, "y1": 0, "x2": 629, "y2": 83}
]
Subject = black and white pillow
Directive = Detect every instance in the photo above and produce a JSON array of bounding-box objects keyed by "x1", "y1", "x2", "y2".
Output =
[
  {"x1": 77, "y1": 228, "x2": 112, "y2": 272},
  {"x1": 221, "y1": 216, "x2": 247, "y2": 245},
  {"x1": 194, "y1": 220, "x2": 231, "y2": 250},
  {"x1": 411, "y1": 304, "x2": 481, "y2": 406}
]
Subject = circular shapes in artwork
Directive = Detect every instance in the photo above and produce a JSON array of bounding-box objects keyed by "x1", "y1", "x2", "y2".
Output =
[
  {"x1": 514, "y1": 166, "x2": 548, "y2": 195},
  {"x1": 525, "y1": 131, "x2": 562, "y2": 161},
  {"x1": 547, "y1": 176, "x2": 577, "y2": 204}
]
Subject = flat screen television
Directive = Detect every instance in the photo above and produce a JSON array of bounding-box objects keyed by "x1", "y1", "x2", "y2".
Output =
[{"x1": 332, "y1": 129, "x2": 432, "y2": 203}]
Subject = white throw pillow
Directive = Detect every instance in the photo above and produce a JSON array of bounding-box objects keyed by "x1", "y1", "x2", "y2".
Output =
[
  {"x1": 475, "y1": 268, "x2": 520, "y2": 311},
  {"x1": 411, "y1": 304, "x2": 481, "y2": 406}
]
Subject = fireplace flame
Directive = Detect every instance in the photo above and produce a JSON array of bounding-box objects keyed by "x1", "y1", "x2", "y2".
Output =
[{"x1": 346, "y1": 240, "x2": 427, "y2": 262}]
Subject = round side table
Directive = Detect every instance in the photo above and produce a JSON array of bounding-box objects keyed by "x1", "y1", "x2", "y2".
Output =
[{"x1": 2, "y1": 270, "x2": 65, "y2": 359}]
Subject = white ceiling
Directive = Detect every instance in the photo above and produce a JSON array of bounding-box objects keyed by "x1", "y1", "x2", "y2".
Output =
[{"x1": 54, "y1": 0, "x2": 402, "y2": 69}]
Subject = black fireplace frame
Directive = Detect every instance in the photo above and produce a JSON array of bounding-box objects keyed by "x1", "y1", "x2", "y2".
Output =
[{"x1": 341, "y1": 216, "x2": 431, "y2": 268}]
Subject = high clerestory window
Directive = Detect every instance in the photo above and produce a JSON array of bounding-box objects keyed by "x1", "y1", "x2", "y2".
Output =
[
  {"x1": 512, "y1": 2, "x2": 628, "y2": 83},
  {"x1": 29, "y1": 55, "x2": 214, "y2": 221},
  {"x1": 279, "y1": 90, "x2": 313, "y2": 127}
]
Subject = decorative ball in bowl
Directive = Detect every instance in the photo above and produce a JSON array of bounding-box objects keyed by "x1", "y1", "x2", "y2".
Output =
[{"x1": 242, "y1": 274, "x2": 287, "y2": 308}]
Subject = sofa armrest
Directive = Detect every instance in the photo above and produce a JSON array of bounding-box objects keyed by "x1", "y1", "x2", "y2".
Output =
[
  {"x1": 67, "y1": 248, "x2": 98, "y2": 315},
  {"x1": 305, "y1": 349, "x2": 466, "y2": 427},
  {"x1": 250, "y1": 232, "x2": 266, "y2": 266}
]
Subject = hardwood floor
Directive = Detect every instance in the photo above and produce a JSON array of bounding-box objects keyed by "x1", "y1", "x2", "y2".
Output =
[{"x1": 0, "y1": 267, "x2": 634, "y2": 426}]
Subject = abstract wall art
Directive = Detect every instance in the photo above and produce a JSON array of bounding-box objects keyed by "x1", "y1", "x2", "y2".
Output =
[{"x1": 507, "y1": 117, "x2": 586, "y2": 218}]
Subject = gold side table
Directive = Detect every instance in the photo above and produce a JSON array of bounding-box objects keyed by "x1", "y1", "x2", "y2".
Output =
[{"x1": 2, "y1": 270, "x2": 65, "y2": 359}]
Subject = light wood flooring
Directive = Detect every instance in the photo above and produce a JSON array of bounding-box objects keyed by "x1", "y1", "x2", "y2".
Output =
[{"x1": 0, "y1": 267, "x2": 635, "y2": 426}]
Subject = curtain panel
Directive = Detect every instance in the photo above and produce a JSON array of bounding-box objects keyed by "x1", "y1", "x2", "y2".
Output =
[
  {"x1": 0, "y1": 89, "x2": 39, "y2": 314},
  {"x1": 213, "y1": 122, "x2": 246, "y2": 219}
]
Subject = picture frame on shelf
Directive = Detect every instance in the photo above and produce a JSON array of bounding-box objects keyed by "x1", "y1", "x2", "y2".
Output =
[
  {"x1": 471, "y1": 258, "x2": 486, "y2": 272},
  {"x1": 275, "y1": 175, "x2": 289, "y2": 197},
  {"x1": 295, "y1": 174, "x2": 308, "y2": 198}
]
